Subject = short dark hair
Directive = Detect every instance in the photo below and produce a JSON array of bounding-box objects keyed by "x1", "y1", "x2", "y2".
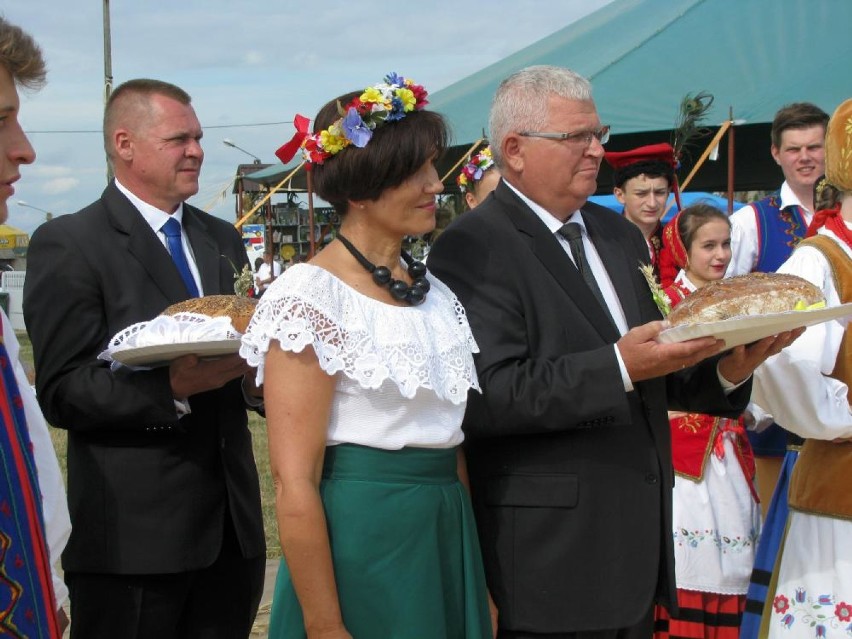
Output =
[
  {"x1": 612, "y1": 160, "x2": 674, "y2": 189},
  {"x1": 771, "y1": 102, "x2": 829, "y2": 148},
  {"x1": 0, "y1": 16, "x2": 46, "y2": 90},
  {"x1": 310, "y1": 91, "x2": 448, "y2": 215},
  {"x1": 103, "y1": 78, "x2": 192, "y2": 156},
  {"x1": 677, "y1": 202, "x2": 729, "y2": 251}
]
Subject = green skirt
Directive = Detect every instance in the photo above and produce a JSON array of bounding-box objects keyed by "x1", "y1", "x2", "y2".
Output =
[{"x1": 269, "y1": 444, "x2": 492, "y2": 639}]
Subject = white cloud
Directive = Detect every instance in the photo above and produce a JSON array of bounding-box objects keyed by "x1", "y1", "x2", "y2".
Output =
[{"x1": 42, "y1": 177, "x2": 81, "y2": 195}]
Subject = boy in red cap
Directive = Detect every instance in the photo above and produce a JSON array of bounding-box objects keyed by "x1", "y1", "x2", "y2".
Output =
[{"x1": 605, "y1": 143, "x2": 678, "y2": 281}]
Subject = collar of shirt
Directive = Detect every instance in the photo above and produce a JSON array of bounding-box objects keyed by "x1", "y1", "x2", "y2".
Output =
[
  {"x1": 114, "y1": 178, "x2": 186, "y2": 237},
  {"x1": 503, "y1": 179, "x2": 581, "y2": 233},
  {"x1": 779, "y1": 180, "x2": 813, "y2": 222}
]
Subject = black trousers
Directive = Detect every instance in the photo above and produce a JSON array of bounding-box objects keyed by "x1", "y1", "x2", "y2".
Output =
[
  {"x1": 498, "y1": 606, "x2": 654, "y2": 639},
  {"x1": 66, "y1": 517, "x2": 265, "y2": 639}
]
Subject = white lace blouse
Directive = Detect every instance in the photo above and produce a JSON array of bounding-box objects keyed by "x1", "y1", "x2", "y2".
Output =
[{"x1": 240, "y1": 263, "x2": 480, "y2": 449}]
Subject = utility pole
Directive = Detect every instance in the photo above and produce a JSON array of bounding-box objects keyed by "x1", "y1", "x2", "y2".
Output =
[{"x1": 103, "y1": 0, "x2": 114, "y2": 182}]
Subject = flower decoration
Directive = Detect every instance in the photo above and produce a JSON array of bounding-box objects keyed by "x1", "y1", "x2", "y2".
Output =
[
  {"x1": 276, "y1": 73, "x2": 429, "y2": 166},
  {"x1": 457, "y1": 146, "x2": 495, "y2": 193}
]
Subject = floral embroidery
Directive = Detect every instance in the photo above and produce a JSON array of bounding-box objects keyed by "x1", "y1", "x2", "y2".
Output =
[
  {"x1": 772, "y1": 588, "x2": 852, "y2": 636},
  {"x1": 779, "y1": 205, "x2": 805, "y2": 250},
  {"x1": 674, "y1": 413, "x2": 708, "y2": 434},
  {"x1": 672, "y1": 527, "x2": 758, "y2": 553}
]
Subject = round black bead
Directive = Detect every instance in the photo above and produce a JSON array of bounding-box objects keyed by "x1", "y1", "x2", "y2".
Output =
[
  {"x1": 408, "y1": 260, "x2": 427, "y2": 278},
  {"x1": 389, "y1": 280, "x2": 410, "y2": 300},
  {"x1": 372, "y1": 266, "x2": 392, "y2": 285},
  {"x1": 413, "y1": 277, "x2": 431, "y2": 293},
  {"x1": 406, "y1": 287, "x2": 426, "y2": 305}
]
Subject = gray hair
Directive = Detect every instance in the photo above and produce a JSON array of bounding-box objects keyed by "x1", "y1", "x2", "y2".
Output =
[{"x1": 488, "y1": 65, "x2": 593, "y2": 167}]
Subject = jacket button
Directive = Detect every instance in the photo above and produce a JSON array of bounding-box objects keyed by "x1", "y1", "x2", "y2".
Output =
[{"x1": 645, "y1": 473, "x2": 658, "y2": 484}]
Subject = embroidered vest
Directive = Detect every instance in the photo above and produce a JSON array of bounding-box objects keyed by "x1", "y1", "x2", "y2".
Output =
[
  {"x1": 787, "y1": 235, "x2": 852, "y2": 520},
  {"x1": 0, "y1": 328, "x2": 61, "y2": 638},
  {"x1": 751, "y1": 194, "x2": 808, "y2": 272}
]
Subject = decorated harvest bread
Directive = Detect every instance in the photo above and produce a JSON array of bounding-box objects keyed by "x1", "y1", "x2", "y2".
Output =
[
  {"x1": 667, "y1": 272, "x2": 825, "y2": 327},
  {"x1": 161, "y1": 295, "x2": 258, "y2": 334}
]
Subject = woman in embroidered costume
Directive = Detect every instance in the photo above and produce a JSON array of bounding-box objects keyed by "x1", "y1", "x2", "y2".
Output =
[
  {"x1": 457, "y1": 145, "x2": 500, "y2": 210},
  {"x1": 240, "y1": 74, "x2": 494, "y2": 638},
  {"x1": 748, "y1": 99, "x2": 852, "y2": 639},
  {"x1": 653, "y1": 204, "x2": 761, "y2": 639}
]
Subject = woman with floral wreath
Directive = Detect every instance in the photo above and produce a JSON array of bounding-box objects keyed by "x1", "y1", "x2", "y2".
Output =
[
  {"x1": 457, "y1": 145, "x2": 501, "y2": 210},
  {"x1": 240, "y1": 73, "x2": 494, "y2": 638},
  {"x1": 653, "y1": 203, "x2": 761, "y2": 639}
]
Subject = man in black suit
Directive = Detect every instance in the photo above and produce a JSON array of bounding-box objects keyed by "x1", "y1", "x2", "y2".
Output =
[
  {"x1": 428, "y1": 65, "x2": 798, "y2": 639},
  {"x1": 23, "y1": 79, "x2": 265, "y2": 638}
]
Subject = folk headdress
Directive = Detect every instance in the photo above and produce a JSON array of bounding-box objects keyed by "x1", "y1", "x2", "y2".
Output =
[
  {"x1": 457, "y1": 146, "x2": 495, "y2": 193},
  {"x1": 806, "y1": 98, "x2": 852, "y2": 247},
  {"x1": 275, "y1": 72, "x2": 430, "y2": 166},
  {"x1": 605, "y1": 142, "x2": 681, "y2": 208}
]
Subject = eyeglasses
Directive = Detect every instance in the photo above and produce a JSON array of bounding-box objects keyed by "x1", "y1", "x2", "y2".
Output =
[{"x1": 518, "y1": 125, "x2": 611, "y2": 146}]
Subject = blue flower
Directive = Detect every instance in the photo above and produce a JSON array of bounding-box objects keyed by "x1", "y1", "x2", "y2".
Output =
[
  {"x1": 818, "y1": 595, "x2": 833, "y2": 605},
  {"x1": 385, "y1": 96, "x2": 406, "y2": 121},
  {"x1": 342, "y1": 108, "x2": 372, "y2": 148},
  {"x1": 781, "y1": 614, "x2": 795, "y2": 628},
  {"x1": 816, "y1": 624, "x2": 826, "y2": 638},
  {"x1": 796, "y1": 588, "x2": 807, "y2": 603},
  {"x1": 384, "y1": 72, "x2": 405, "y2": 87}
]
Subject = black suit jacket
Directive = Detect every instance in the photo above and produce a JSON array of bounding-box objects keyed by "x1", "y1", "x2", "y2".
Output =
[
  {"x1": 427, "y1": 182, "x2": 750, "y2": 633},
  {"x1": 23, "y1": 182, "x2": 264, "y2": 574}
]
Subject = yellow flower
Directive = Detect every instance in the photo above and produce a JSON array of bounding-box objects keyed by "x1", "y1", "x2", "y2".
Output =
[
  {"x1": 396, "y1": 88, "x2": 416, "y2": 112},
  {"x1": 320, "y1": 124, "x2": 348, "y2": 154},
  {"x1": 360, "y1": 87, "x2": 385, "y2": 105}
]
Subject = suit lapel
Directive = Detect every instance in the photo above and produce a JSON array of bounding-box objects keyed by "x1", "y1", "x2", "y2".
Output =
[
  {"x1": 581, "y1": 207, "x2": 644, "y2": 329},
  {"x1": 496, "y1": 185, "x2": 620, "y2": 342},
  {"x1": 182, "y1": 207, "x2": 222, "y2": 295},
  {"x1": 103, "y1": 183, "x2": 215, "y2": 302}
]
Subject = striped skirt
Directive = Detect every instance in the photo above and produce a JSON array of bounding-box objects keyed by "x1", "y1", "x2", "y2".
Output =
[
  {"x1": 655, "y1": 589, "x2": 745, "y2": 639},
  {"x1": 269, "y1": 444, "x2": 493, "y2": 639}
]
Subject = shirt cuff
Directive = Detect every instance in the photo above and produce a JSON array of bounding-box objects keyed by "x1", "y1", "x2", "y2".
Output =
[
  {"x1": 614, "y1": 344, "x2": 634, "y2": 393},
  {"x1": 174, "y1": 398, "x2": 191, "y2": 417},
  {"x1": 717, "y1": 364, "x2": 748, "y2": 394}
]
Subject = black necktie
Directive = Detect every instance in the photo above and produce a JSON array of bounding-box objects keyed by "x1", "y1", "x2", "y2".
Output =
[{"x1": 557, "y1": 222, "x2": 615, "y2": 325}]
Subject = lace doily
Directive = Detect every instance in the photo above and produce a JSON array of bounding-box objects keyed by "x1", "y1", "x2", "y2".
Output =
[
  {"x1": 99, "y1": 313, "x2": 240, "y2": 370},
  {"x1": 240, "y1": 264, "x2": 479, "y2": 404}
]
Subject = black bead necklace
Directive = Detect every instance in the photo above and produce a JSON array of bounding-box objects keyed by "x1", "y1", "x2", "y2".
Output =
[{"x1": 337, "y1": 233, "x2": 431, "y2": 306}]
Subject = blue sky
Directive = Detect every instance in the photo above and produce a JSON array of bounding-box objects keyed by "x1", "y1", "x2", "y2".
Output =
[{"x1": 3, "y1": 1, "x2": 613, "y2": 235}]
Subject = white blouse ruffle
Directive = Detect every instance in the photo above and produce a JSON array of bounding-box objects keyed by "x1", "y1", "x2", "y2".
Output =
[{"x1": 240, "y1": 263, "x2": 480, "y2": 405}]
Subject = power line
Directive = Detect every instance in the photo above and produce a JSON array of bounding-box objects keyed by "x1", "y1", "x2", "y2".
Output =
[{"x1": 25, "y1": 120, "x2": 295, "y2": 135}]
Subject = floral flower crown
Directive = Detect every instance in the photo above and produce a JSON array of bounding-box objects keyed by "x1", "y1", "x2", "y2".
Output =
[
  {"x1": 456, "y1": 146, "x2": 495, "y2": 193},
  {"x1": 275, "y1": 72, "x2": 429, "y2": 166}
]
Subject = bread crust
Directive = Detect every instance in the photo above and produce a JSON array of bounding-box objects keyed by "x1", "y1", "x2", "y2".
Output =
[
  {"x1": 667, "y1": 272, "x2": 824, "y2": 326},
  {"x1": 162, "y1": 295, "x2": 258, "y2": 334}
]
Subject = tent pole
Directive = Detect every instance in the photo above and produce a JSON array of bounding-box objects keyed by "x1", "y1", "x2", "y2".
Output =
[
  {"x1": 727, "y1": 107, "x2": 735, "y2": 214},
  {"x1": 233, "y1": 162, "x2": 306, "y2": 229},
  {"x1": 678, "y1": 121, "x2": 732, "y2": 191}
]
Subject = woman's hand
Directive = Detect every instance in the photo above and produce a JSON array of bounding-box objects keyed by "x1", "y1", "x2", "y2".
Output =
[{"x1": 488, "y1": 591, "x2": 499, "y2": 638}]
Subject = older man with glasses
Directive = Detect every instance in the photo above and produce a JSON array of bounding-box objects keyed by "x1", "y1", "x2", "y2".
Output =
[{"x1": 428, "y1": 65, "x2": 800, "y2": 639}]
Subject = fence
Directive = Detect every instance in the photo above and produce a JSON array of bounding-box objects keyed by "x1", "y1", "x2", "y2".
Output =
[{"x1": 1, "y1": 271, "x2": 26, "y2": 332}]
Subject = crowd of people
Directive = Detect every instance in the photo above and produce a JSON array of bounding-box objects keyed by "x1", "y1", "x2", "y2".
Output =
[{"x1": 1, "y1": 12, "x2": 850, "y2": 639}]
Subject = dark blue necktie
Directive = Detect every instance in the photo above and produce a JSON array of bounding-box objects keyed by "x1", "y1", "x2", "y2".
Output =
[{"x1": 162, "y1": 217, "x2": 199, "y2": 297}]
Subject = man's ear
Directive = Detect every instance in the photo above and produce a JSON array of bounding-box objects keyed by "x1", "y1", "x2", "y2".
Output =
[
  {"x1": 114, "y1": 128, "x2": 133, "y2": 162},
  {"x1": 770, "y1": 144, "x2": 781, "y2": 166},
  {"x1": 613, "y1": 187, "x2": 626, "y2": 205},
  {"x1": 501, "y1": 134, "x2": 525, "y2": 173}
]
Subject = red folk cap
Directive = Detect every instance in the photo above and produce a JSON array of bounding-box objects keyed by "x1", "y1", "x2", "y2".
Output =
[{"x1": 604, "y1": 143, "x2": 677, "y2": 170}]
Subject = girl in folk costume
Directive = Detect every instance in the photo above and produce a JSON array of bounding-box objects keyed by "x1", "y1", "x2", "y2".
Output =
[
  {"x1": 749, "y1": 99, "x2": 852, "y2": 639},
  {"x1": 456, "y1": 145, "x2": 500, "y2": 210},
  {"x1": 653, "y1": 204, "x2": 761, "y2": 639}
]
